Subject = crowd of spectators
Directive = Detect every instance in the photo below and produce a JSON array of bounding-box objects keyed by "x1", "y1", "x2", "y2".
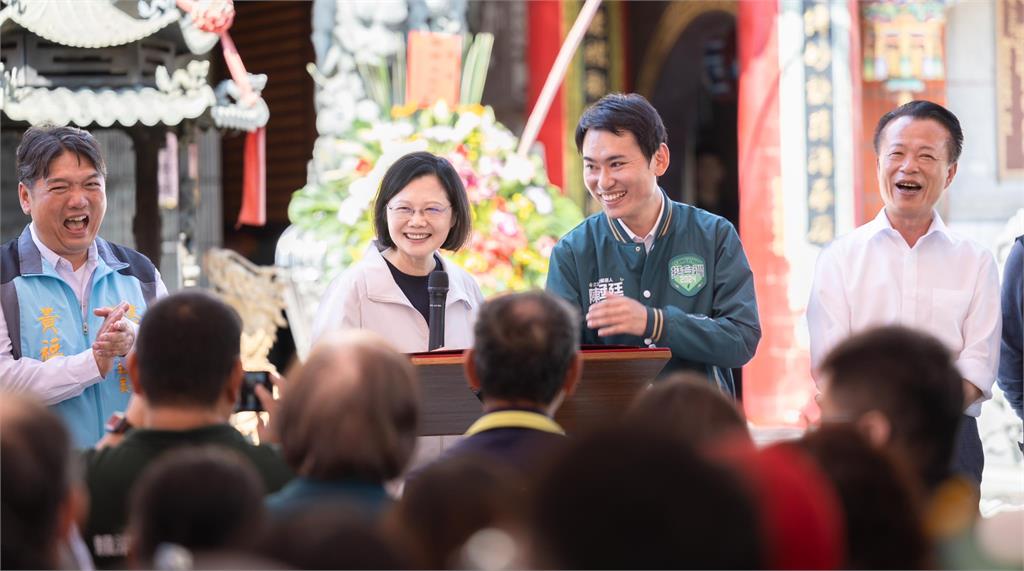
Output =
[{"x1": 3, "y1": 288, "x2": 1020, "y2": 570}]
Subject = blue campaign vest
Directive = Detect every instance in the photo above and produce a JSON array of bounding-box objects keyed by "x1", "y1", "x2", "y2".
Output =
[{"x1": 1, "y1": 227, "x2": 160, "y2": 448}]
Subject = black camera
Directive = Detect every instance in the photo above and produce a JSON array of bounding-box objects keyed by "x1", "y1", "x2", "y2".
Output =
[{"x1": 235, "y1": 371, "x2": 273, "y2": 413}]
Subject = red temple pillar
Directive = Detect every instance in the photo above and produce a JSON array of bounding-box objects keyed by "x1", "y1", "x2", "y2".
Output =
[
  {"x1": 738, "y1": 1, "x2": 864, "y2": 426},
  {"x1": 737, "y1": 0, "x2": 795, "y2": 426},
  {"x1": 527, "y1": 0, "x2": 567, "y2": 190}
]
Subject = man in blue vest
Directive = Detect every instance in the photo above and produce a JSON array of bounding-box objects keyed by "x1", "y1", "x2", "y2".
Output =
[
  {"x1": 546, "y1": 93, "x2": 761, "y2": 395},
  {"x1": 0, "y1": 125, "x2": 166, "y2": 448}
]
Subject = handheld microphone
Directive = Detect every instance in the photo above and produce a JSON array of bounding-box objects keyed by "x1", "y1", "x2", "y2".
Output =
[{"x1": 427, "y1": 270, "x2": 449, "y2": 351}]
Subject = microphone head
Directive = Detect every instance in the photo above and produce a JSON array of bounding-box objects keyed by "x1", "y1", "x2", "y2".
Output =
[{"x1": 428, "y1": 270, "x2": 449, "y2": 292}]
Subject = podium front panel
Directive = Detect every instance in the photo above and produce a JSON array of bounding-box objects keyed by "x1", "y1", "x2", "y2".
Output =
[
  {"x1": 557, "y1": 348, "x2": 671, "y2": 433},
  {"x1": 410, "y1": 348, "x2": 671, "y2": 436},
  {"x1": 410, "y1": 355, "x2": 481, "y2": 436}
]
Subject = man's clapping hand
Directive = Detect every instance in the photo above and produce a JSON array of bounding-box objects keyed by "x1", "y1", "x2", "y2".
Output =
[{"x1": 92, "y1": 302, "x2": 134, "y2": 377}]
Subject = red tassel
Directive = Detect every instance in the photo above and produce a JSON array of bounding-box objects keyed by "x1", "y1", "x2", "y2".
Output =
[{"x1": 236, "y1": 126, "x2": 266, "y2": 228}]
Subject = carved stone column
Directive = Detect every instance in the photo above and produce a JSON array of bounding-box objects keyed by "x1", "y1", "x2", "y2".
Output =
[{"x1": 130, "y1": 128, "x2": 162, "y2": 268}]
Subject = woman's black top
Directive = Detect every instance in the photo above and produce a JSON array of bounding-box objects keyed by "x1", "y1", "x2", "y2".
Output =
[{"x1": 382, "y1": 255, "x2": 443, "y2": 325}]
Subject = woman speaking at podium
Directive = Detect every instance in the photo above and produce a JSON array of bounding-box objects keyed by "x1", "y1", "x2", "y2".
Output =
[{"x1": 312, "y1": 151, "x2": 484, "y2": 352}]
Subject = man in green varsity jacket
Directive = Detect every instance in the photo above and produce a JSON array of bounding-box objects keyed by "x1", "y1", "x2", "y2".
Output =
[{"x1": 546, "y1": 93, "x2": 760, "y2": 395}]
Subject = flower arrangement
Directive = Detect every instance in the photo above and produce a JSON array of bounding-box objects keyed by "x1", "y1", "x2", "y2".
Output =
[{"x1": 288, "y1": 100, "x2": 583, "y2": 294}]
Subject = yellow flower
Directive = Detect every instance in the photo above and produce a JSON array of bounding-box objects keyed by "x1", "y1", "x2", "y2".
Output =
[
  {"x1": 457, "y1": 103, "x2": 486, "y2": 116},
  {"x1": 391, "y1": 103, "x2": 418, "y2": 119},
  {"x1": 511, "y1": 195, "x2": 535, "y2": 217}
]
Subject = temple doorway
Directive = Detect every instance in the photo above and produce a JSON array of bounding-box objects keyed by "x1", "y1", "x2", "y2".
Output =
[{"x1": 640, "y1": 5, "x2": 740, "y2": 228}]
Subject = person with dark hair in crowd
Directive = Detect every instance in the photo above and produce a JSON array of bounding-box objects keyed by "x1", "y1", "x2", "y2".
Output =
[
  {"x1": 427, "y1": 291, "x2": 580, "y2": 474},
  {"x1": 1, "y1": 392, "x2": 89, "y2": 570},
  {"x1": 392, "y1": 455, "x2": 529, "y2": 569},
  {"x1": 546, "y1": 93, "x2": 760, "y2": 396},
  {"x1": 817, "y1": 325, "x2": 964, "y2": 494},
  {"x1": 998, "y1": 234, "x2": 1023, "y2": 425},
  {"x1": 795, "y1": 424, "x2": 931, "y2": 569},
  {"x1": 127, "y1": 446, "x2": 267, "y2": 568},
  {"x1": 81, "y1": 290, "x2": 292, "y2": 568},
  {"x1": 313, "y1": 151, "x2": 483, "y2": 352},
  {"x1": 530, "y1": 425, "x2": 763, "y2": 569},
  {"x1": 260, "y1": 506, "x2": 410, "y2": 570},
  {"x1": 266, "y1": 330, "x2": 419, "y2": 518},
  {"x1": 814, "y1": 326, "x2": 1011, "y2": 569},
  {"x1": 625, "y1": 371, "x2": 752, "y2": 448},
  {"x1": 808, "y1": 100, "x2": 1001, "y2": 486},
  {"x1": 2, "y1": 125, "x2": 167, "y2": 448},
  {"x1": 713, "y1": 441, "x2": 845, "y2": 570}
]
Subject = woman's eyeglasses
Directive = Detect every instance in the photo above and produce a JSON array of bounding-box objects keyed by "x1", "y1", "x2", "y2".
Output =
[{"x1": 387, "y1": 205, "x2": 451, "y2": 220}]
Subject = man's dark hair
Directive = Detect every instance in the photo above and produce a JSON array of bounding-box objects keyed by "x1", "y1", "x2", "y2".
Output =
[
  {"x1": 373, "y1": 151, "x2": 473, "y2": 252},
  {"x1": 129, "y1": 446, "x2": 266, "y2": 567},
  {"x1": 796, "y1": 425, "x2": 931, "y2": 569},
  {"x1": 396, "y1": 454, "x2": 528, "y2": 569},
  {"x1": 819, "y1": 325, "x2": 963, "y2": 491},
  {"x1": 260, "y1": 506, "x2": 410, "y2": 570},
  {"x1": 873, "y1": 100, "x2": 964, "y2": 163},
  {"x1": 472, "y1": 291, "x2": 580, "y2": 405},
  {"x1": 625, "y1": 372, "x2": 751, "y2": 447},
  {"x1": 135, "y1": 290, "x2": 242, "y2": 407},
  {"x1": 16, "y1": 124, "x2": 106, "y2": 186},
  {"x1": 1, "y1": 393, "x2": 73, "y2": 570},
  {"x1": 531, "y1": 425, "x2": 762, "y2": 569},
  {"x1": 574, "y1": 93, "x2": 668, "y2": 161}
]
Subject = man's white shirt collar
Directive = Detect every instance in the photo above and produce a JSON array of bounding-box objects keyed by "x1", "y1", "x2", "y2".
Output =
[
  {"x1": 619, "y1": 198, "x2": 665, "y2": 253},
  {"x1": 869, "y1": 208, "x2": 954, "y2": 246},
  {"x1": 29, "y1": 222, "x2": 98, "y2": 271}
]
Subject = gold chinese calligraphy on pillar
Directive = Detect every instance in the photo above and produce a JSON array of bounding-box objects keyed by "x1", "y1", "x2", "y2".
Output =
[
  {"x1": 804, "y1": 2, "x2": 835, "y2": 245},
  {"x1": 565, "y1": 0, "x2": 627, "y2": 211}
]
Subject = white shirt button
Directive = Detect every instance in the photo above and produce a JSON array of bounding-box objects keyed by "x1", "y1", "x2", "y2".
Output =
[
  {"x1": 635, "y1": 246, "x2": 642, "y2": 252},
  {"x1": 643, "y1": 290, "x2": 651, "y2": 298},
  {"x1": 643, "y1": 338, "x2": 652, "y2": 344}
]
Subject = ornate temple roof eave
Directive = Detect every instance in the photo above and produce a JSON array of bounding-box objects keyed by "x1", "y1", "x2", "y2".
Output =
[
  {"x1": 0, "y1": 85, "x2": 268, "y2": 131},
  {"x1": 211, "y1": 98, "x2": 270, "y2": 132},
  {"x1": 0, "y1": 0, "x2": 182, "y2": 49}
]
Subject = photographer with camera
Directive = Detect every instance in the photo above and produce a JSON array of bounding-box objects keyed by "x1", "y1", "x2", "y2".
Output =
[{"x1": 81, "y1": 290, "x2": 292, "y2": 568}]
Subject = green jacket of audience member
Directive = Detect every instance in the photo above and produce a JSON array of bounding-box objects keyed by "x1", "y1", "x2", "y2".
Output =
[
  {"x1": 546, "y1": 191, "x2": 761, "y2": 395},
  {"x1": 82, "y1": 424, "x2": 293, "y2": 568}
]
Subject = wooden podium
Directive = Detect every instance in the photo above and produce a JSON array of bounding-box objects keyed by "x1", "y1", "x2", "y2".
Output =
[{"x1": 409, "y1": 347, "x2": 671, "y2": 436}]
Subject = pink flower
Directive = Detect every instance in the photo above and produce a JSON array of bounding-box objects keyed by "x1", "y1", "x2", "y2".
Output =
[
  {"x1": 536, "y1": 236, "x2": 557, "y2": 259},
  {"x1": 446, "y1": 152, "x2": 494, "y2": 203},
  {"x1": 492, "y1": 211, "x2": 521, "y2": 239}
]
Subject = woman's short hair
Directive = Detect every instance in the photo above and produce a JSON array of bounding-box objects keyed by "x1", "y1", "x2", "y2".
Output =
[
  {"x1": 625, "y1": 372, "x2": 750, "y2": 448},
  {"x1": 278, "y1": 331, "x2": 420, "y2": 482},
  {"x1": 372, "y1": 151, "x2": 473, "y2": 252}
]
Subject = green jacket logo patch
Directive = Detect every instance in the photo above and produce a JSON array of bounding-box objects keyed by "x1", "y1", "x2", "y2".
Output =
[{"x1": 669, "y1": 254, "x2": 706, "y2": 296}]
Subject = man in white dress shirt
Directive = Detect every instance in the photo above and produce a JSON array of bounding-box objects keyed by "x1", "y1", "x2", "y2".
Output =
[
  {"x1": 807, "y1": 100, "x2": 1001, "y2": 485},
  {"x1": 1, "y1": 125, "x2": 167, "y2": 447}
]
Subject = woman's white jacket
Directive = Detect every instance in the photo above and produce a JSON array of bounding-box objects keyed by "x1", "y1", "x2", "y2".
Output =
[{"x1": 311, "y1": 241, "x2": 485, "y2": 353}]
